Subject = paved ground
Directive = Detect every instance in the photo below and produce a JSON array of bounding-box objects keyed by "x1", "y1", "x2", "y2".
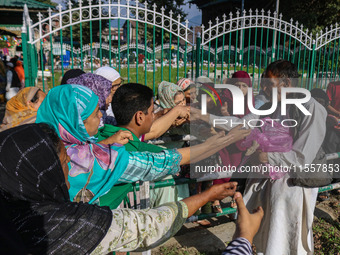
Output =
[{"x1": 129, "y1": 218, "x2": 236, "y2": 255}]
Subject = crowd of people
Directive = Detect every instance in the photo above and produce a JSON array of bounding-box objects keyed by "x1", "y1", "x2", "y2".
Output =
[
  {"x1": 0, "y1": 54, "x2": 25, "y2": 103},
  {"x1": 0, "y1": 58, "x2": 339, "y2": 255}
]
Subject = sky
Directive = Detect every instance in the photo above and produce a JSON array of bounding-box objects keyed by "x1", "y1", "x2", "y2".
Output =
[{"x1": 51, "y1": 0, "x2": 202, "y2": 27}]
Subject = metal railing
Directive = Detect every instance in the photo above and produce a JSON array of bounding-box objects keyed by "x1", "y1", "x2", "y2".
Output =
[{"x1": 21, "y1": 1, "x2": 340, "y2": 93}]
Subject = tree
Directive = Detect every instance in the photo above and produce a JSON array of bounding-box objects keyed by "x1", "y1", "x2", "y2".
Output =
[
  {"x1": 140, "y1": 0, "x2": 187, "y2": 20},
  {"x1": 33, "y1": 0, "x2": 56, "y2": 7},
  {"x1": 58, "y1": 0, "x2": 108, "y2": 45},
  {"x1": 279, "y1": 0, "x2": 340, "y2": 33},
  {"x1": 138, "y1": 0, "x2": 188, "y2": 46}
]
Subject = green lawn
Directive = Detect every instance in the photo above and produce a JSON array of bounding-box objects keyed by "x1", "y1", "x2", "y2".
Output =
[{"x1": 42, "y1": 65, "x2": 264, "y2": 93}]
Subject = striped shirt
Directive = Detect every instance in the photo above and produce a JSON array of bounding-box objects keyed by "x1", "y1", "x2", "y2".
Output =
[
  {"x1": 222, "y1": 237, "x2": 252, "y2": 255},
  {"x1": 118, "y1": 149, "x2": 182, "y2": 183}
]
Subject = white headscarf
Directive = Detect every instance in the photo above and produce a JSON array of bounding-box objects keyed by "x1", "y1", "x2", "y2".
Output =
[{"x1": 94, "y1": 66, "x2": 120, "y2": 82}]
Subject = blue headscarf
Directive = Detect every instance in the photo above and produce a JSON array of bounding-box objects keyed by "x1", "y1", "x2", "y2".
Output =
[{"x1": 36, "y1": 84, "x2": 129, "y2": 203}]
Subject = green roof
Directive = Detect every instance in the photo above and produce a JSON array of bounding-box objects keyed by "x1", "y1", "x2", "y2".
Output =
[{"x1": 0, "y1": 0, "x2": 54, "y2": 9}]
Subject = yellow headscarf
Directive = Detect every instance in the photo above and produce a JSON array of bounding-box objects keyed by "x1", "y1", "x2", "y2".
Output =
[{"x1": 0, "y1": 87, "x2": 40, "y2": 131}]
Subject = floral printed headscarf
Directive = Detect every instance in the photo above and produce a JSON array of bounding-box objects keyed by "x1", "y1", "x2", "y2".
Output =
[
  {"x1": 158, "y1": 81, "x2": 184, "y2": 108},
  {"x1": 36, "y1": 84, "x2": 129, "y2": 203},
  {"x1": 68, "y1": 73, "x2": 112, "y2": 110}
]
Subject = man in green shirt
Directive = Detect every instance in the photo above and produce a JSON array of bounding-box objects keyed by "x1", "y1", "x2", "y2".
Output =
[{"x1": 97, "y1": 83, "x2": 189, "y2": 207}]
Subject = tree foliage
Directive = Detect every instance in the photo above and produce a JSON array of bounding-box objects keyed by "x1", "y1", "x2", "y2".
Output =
[
  {"x1": 58, "y1": 0, "x2": 108, "y2": 44},
  {"x1": 137, "y1": 0, "x2": 188, "y2": 46},
  {"x1": 33, "y1": 0, "x2": 56, "y2": 7},
  {"x1": 280, "y1": 0, "x2": 340, "y2": 33}
]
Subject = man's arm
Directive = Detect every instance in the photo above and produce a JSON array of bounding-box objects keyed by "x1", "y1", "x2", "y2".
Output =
[
  {"x1": 144, "y1": 105, "x2": 190, "y2": 140},
  {"x1": 327, "y1": 105, "x2": 340, "y2": 117}
]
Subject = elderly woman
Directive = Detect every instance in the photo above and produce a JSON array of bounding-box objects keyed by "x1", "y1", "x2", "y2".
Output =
[
  {"x1": 0, "y1": 87, "x2": 46, "y2": 131},
  {"x1": 0, "y1": 123, "x2": 238, "y2": 254},
  {"x1": 154, "y1": 81, "x2": 190, "y2": 149},
  {"x1": 67, "y1": 72, "x2": 116, "y2": 126},
  {"x1": 36, "y1": 84, "x2": 249, "y2": 205},
  {"x1": 177, "y1": 78, "x2": 197, "y2": 104},
  {"x1": 158, "y1": 81, "x2": 186, "y2": 108},
  {"x1": 60, "y1": 68, "x2": 85, "y2": 85},
  {"x1": 94, "y1": 66, "x2": 123, "y2": 125}
]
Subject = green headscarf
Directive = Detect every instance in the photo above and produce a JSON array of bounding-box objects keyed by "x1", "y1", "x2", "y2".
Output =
[
  {"x1": 158, "y1": 81, "x2": 184, "y2": 108},
  {"x1": 36, "y1": 84, "x2": 99, "y2": 143},
  {"x1": 36, "y1": 84, "x2": 129, "y2": 203}
]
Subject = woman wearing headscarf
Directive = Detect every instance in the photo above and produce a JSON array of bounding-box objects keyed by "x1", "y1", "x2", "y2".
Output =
[
  {"x1": 36, "y1": 84, "x2": 245, "y2": 205},
  {"x1": 68, "y1": 72, "x2": 117, "y2": 126},
  {"x1": 154, "y1": 81, "x2": 190, "y2": 148},
  {"x1": 94, "y1": 66, "x2": 123, "y2": 125},
  {"x1": 0, "y1": 123, "x2": 238, "y2": 254},
  {"x1": 158, "y1": 81, "x2": 186, "y2": 109},
  {"x1": 177, "y1": 78, "x2": 197, "y2": 104},
  {"x1": 212, "y1": 71, "x2": 252, "y2": 212},
  {"x1": 0, "y1": 87, "x2": 46, "y2": 131},
  {"x1": 60, "y1": 68, "x2": 85, "y2": 85}
]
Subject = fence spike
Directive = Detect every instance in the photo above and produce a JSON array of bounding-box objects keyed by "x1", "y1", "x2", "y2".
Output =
[
  {"x1": 255, "y1": 9, "x2": 258, "y2": 15},
  {"x1": 279, "y1": 13, "x2": 283, "y2": 19},
  {"x1": 208, "y1": 20, "x2": 212, "y2": 27},
  {"x1": 185, "y1": 19, "x2": 189, "y2": 27},
  {"x1": 267, "y1": 10, "x2": 271, "y2": 16},
  {"x1": 222, "y1": 13, "x2": 226, "y2": 20},
  {"x1": 249, "y1": 8, "x2": 252, "y2": 15},
  {"x1": 37, "y1": 12, "x2": 43, "y2": 20},
  {"x1": 169, "y1": 9, "x2": 173, "y2": 17},
  {"x1": 229, "y1": 12, "x2": 233, "y2": 18},
  {"x1": 153, "y1": 3, "x2": 157, "y2": 10},
  {"x1": 290, "y1": 18, "x2": 293, "y2": 23},
  {"x1": 216, "y1": 16, "x2": 219, "y2": 23},
  {"x1": 57, "y1": 4, "x2": 62, "y2": 12},
  {"x1": 261, "y1": 9, "x2": 265, "y2": 15},
  {"x1": 68, "y1": 0, "x2": 72, "y2": 9},
  {"x1": 160, "y1": 6, "x2": 165, "y2": 13}
]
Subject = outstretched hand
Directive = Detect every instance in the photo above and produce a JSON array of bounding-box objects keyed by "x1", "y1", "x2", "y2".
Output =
[
  {"x1": 227, "y1": 125, "x2": 251, "y2": 144},
  {"x1": 100, "y1": 130, "x2": 133, "y2": 145},
  {"x1": 233, "y1": 192, "x2": 264, "y2": 244},
  {"x1": 205, "y1": 182, "x2": 238, "y2": 201}
]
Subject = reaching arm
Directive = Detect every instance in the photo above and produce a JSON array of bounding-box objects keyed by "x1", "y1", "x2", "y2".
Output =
[
  {"x1": 91, "y1": 182, "x2": 238, "y2": 253},
  {"x1": 178, "y1": 126, "x2": 251, "y2": 164},
  {"x1": 144, "y1": 105, "x2": 190, "y2": 141},
  {"x1": 117, "y1": 149, "x2": 182, "y2": 183},
  {"x1": 327, "y1": 105, "x2": 340, "y2": 117}
]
